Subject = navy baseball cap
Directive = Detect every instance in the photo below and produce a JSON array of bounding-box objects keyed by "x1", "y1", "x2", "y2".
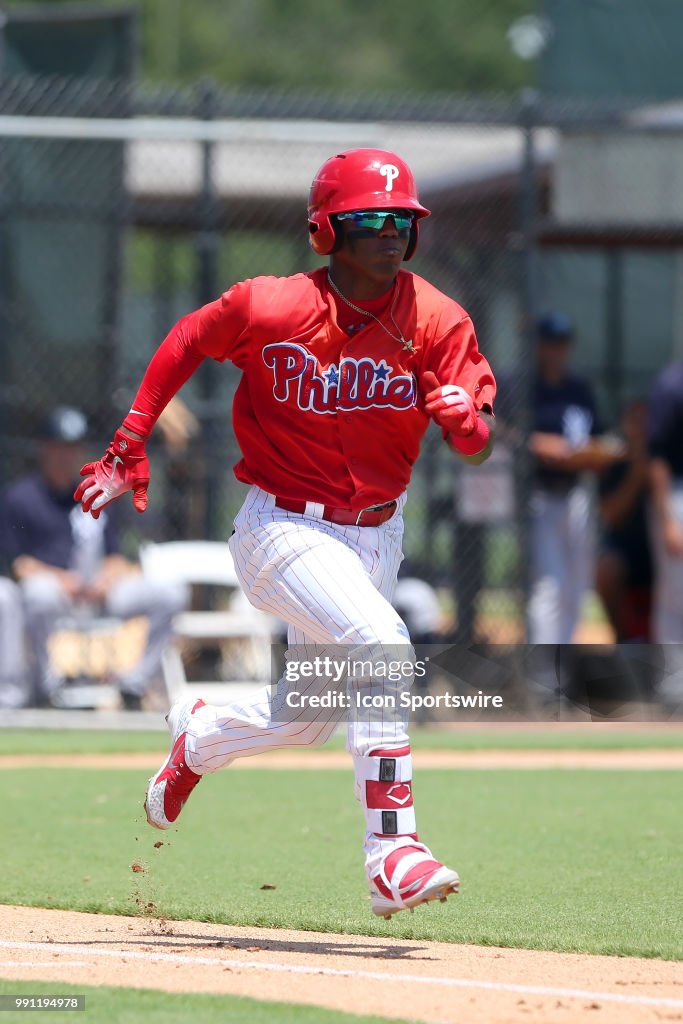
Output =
[
  {"x1": 537, "y1": 311, "x2": 574, "y2": 341},
  {"x1": 40, "y1": 406, "x2": 88, "y2": 443}
]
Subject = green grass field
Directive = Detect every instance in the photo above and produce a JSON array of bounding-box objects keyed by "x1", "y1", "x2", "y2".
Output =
[
  {"x1": 1, "y1": 726, "x2": 681, "y2": 1024},
  {"x1": 0, "y1": 981, "x2": 416, "y2": 1024},
  {"x1": 2, "y1": 747, "x2": 682, "y2": 958}
]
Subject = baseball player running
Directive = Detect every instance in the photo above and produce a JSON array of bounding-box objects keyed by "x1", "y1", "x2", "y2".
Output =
[{"x1": 75, "y1": 149, "x2": 497, "y2": 919}]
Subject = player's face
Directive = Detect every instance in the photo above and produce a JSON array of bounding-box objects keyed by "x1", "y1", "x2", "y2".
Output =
[
  {"x1": 39, "y1": 440, "x2": 86, "y2": 491},
  {"x1": 537, "y1": 338, "x2": 572, "y2": 381},
  {"x1": 334, "y1": 210, "x2": 412, "y2": 289}
]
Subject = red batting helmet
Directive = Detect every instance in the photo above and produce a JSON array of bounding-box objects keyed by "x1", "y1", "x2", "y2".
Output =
[{"x1": 307, "y1": 148, "x2": 430, "y2": 261}]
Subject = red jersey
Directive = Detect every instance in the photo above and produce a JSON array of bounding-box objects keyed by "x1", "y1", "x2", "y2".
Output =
[{"x1": 126, "y1": 267, "x2": 496, "y2": 511}]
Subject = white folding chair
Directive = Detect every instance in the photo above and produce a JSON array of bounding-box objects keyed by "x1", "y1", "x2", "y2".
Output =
[{"x1": 139, "y1": 540, "x2": 277, "y2": 703}]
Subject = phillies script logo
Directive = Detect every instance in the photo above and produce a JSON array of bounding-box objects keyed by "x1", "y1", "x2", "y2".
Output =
[{"x1": 263, "y1": 343, "x2": 416, "y2": 415}]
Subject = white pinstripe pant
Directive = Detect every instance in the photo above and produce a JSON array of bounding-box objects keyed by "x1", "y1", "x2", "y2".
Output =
[{"x1": 184, "y1": 486, "x2": 412, "y2": 773}]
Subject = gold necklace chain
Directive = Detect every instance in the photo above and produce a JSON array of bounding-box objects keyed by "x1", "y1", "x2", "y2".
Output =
[{"x1": 327, "y1": 271, "x2": 416, "y2": 353}]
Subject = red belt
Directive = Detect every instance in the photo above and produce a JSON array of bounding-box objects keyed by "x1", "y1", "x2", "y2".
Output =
[{"x1": 274, "y1": 496, "x2": 398, "y2": 527}]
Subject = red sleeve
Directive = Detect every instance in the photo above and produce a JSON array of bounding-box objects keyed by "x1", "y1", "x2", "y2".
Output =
[
  {"x1": 122, "y1": 281, "x2": 252, "y2": 438},
  {"x1": 183, "y1": 280, "x2": 252, "y2": 365},
  {"x1": 420, "y1": 313, "x2": 496, "y2": 414}
]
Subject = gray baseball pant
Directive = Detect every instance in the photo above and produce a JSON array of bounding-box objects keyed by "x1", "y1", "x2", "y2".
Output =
[{"x1": 20, "y1": 572, "x2": 188, "y2": 702}]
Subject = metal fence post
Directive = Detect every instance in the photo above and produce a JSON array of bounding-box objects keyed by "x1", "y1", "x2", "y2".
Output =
[
  {"x1": 604, "y1": 248, "x2": 625, "y2": 414},
  {"x1": 195, "y1": 77, "x2": 223, "y2": 541},
  {"x1": 518, "y1": 87, "x2": 541, "y2": 644}
]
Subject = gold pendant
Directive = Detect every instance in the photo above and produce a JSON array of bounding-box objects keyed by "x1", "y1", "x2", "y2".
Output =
[{"x1": 402, "y1": 338, "x2": 416, "y2": 353}]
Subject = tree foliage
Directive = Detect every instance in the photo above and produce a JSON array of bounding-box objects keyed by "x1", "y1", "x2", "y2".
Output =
[{"x1": 3, "y1": 0, "x2": 537, "y2": 93}]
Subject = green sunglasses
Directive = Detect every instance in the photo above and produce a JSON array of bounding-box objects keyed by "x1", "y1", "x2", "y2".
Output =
[{"x1": 335, "y1": 210, "x2": 414, "y2": 232}]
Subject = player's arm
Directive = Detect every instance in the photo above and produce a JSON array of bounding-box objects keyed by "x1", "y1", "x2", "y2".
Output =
[
  {"x1": 84, "y1": 554, "x2": 133, "y2": 602},
  {"x1": 75, "y1": 285, "x2": 251, "y2": 519},
  {"x1": 419, "y1": 311, "x2": 496, "y2": 464},
  {"x1": 531, "y1": 432, "x2": 626, "y2": 472},
  {"x1": 1, "y1": 492, "x2": 80, "y2": 595},
  {"x1": 11, "y1": 556, "x2": 81, "y2": 598},
  {"x1": 600, "y1": 459, "x2": 647, "y2": 529},
  {"x1": 73, "y1": 327, "x2": 203, "y2": 518}
]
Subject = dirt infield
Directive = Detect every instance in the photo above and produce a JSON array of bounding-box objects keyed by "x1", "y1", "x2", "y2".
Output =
[
  {"x1": 2, "y1": 904, "x2": 682, "y2": 1024},
  {"x1": 2, "y1": 748, "x2": 683, "y2": 770}
]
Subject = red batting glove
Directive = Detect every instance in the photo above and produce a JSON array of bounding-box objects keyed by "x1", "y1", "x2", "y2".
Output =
[
  {"x1": 74, "y1": 429, "x2": 150, "y2": 519},
  {"x1": 422, "y1": 371, "x2": 477, "y2": 435},
  {"x1": 422, "y1": 370, "x2": 490, "y2": 456}
]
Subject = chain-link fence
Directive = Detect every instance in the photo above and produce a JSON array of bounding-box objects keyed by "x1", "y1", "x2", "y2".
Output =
[{"x1": 2, "y1": 76, "x2": 683, "y2": 664}]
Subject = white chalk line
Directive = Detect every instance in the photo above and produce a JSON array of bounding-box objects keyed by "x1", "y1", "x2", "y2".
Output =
[
  {"x1": 1, "y1": 940, "x2": 682, "y2": 1010},
  {"x1": 0, "y1": 960, "x2": 90, "y2": 967}
]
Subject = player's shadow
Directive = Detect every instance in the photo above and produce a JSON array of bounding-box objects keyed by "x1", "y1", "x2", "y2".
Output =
[
  {"x1": 76, "y1": 931, "x2": 436, "y2": 961},
  {"x1": 168, "y1": 933, "x2": 435, "y2": 960}
]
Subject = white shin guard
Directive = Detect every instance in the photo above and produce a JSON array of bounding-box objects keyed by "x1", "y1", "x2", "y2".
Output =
[
  {"x1": 353, "y1": 744, "x2": 416, "y2": 837},
  {"x1": 353, "y1": 744, "x2": 417, "y2": 879}
]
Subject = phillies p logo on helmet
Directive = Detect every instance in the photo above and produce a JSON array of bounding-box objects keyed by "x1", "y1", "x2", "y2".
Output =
[
  {"x1": 307, "y1": 148, "x2": 430, "y2": 260},
  {"x1": 379, "y1": 163, "x2": 400, "y2": 191}
]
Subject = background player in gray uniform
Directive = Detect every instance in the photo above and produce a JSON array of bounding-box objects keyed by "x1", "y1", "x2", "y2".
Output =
[
  {"x1": 526, "y1": 313, "x2": 604, "y2": 647},
  {"x1": 648, "y1": 360, "x2": 683, "y2": 713},
  {"x1": 1, "y1": 407, "x2": 188, "y2": 708},
  {"x1": 498, "y1": 313, "x2": 625, "y2": 709}
]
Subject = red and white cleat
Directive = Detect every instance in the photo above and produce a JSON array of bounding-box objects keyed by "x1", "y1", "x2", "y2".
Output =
[
  {"x1": 144, "y1": 699, "x2": 206, "y2": 830},
  {"x1": 369, "y1": 839, "x2": 460, "y2": 920}
]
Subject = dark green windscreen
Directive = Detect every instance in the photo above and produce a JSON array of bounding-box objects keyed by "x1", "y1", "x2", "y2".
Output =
[
  {"x1": 541, "y1": 0, "x2": 683, "y2": 100},
  {"x1": 0, "y1": 7, "x2": 135, "y2": 450}
]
